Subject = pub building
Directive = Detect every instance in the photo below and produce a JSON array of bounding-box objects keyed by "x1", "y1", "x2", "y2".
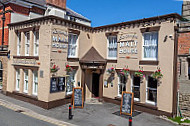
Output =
[{"x1": 7, "y1": 13, "x2": 181, "y2": 117}]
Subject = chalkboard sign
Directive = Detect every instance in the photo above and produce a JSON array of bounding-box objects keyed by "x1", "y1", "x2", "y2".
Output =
[
  {"x1": 120, "y1": 92, "x2": 134, "y2": 116},
  {"x1": 50, "y1": 77, "x2": 66, "y2": 93},
  {"x1": 72, "y1": 88, "x2": 84, "y2": 109}
]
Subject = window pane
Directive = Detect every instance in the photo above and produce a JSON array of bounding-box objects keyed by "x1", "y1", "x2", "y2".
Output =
[
  {"x1": 147, "y1": 89, "x2": 157, "y2": 102},
  {"x1": 68, "y1": 34, "x2": 78, "y2": 57},
  {"x1": 133, "y1": 87, "x2": 140, "y2": 99},
  {"x1": 108, "y1": 36, "x2": 117, "y2": 58},
  {"x1": 148, "y1": 77, "x2": 157, "y2": 88},
  {"x1": 134, "y1": 76, "x2": 140, "y2": 86}
]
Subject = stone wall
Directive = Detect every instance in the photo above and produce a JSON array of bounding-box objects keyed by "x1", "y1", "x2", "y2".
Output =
[
  {"x1": 179, "y1": 93, "x2": 190, "y2": 117},
  {"x1": 0, "y1": 56, "x2": 8, "y2": 94}
]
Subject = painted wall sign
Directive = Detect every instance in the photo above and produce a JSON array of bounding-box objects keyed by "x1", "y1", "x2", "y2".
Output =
[
  {"x1": 50, "y1": 77, "x2": 66, "y2": 93},
  {"x1": 72, "y1": 87, "x2": 84, "y2": 109},
  {"x1": 13, "y1": 59, "x2": 36, "y2": 65},
  {"x1": 52, "y1": 29, "x2": 68, "y2": 49},
  {"x1": 119, "y1": 32, "x2": 138, "y2": 41}
]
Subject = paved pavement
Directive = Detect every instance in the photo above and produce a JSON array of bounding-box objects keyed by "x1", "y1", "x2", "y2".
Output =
[
  {"x1": 0, "y1": 93, "x2": 178, "y2": 126},
  {"x1": 0, "y1": 105, "x2": 56, "y2": 126}
]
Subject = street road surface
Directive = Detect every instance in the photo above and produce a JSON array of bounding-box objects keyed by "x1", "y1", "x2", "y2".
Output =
[{"x1": 0, "y1": 105, "x2": 56, "y2": 126}]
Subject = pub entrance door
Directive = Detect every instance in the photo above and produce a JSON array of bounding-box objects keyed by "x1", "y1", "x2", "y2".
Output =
[{"x1": 92, "y1": 73, "x2": 100, "y2": 98}]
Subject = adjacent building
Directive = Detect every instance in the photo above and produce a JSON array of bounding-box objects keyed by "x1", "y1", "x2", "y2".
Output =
[{"x1": 7, "y1": 13, "x2": 181, "y2": 117}]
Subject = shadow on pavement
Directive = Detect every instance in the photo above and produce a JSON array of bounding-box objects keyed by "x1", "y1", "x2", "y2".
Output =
[{"x1": 112, "y1": 111, "x2": 142, "y2": 119}]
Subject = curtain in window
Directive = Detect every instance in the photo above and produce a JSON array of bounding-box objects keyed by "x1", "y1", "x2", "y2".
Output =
[
  {"x1": 68, "y1": 34, "x2": 78, "y2": 57},
  {"x1": 144, "y1": 32, "x2": 158, "y2": 59},
  {"x1": 108, "y1": 36, "x2": 117, "y2": 58}
]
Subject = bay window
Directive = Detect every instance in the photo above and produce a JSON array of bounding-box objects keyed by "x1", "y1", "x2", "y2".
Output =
[
  {"x1": 33, "y1": 71, "x2": 38, "y2": 95},
  {"x1": 68, "y1": 33, "x2": 78, "y2": 58},
  {"x1": 143, "y1": 32, "x2": 158, "y2": 60},
  {"x1": 16, "y1": 69, "x2": 20, "y2": 91},
  {"x1": 17, "y1": 32, "x2": 21, "y2": 56},
  {"x1": 24, "y1": 70, "x2": 28, "y2": 93},
  {"x1": 25, "y1": 32, "x2": 30, "y2": 56},
  {"x1": 146, "y1": 76, "x2": 157, "y2": 105},
  {"x1": 118, "y1": 75, "x2": 127, "y2": 97},
  {"x1": 108, "y1": 36, "x2": 117, "y2": 59},
  {"x1": 34, "y1": 31, "x2": 39, "y2": 56},
  {"x1": 131, "y1": 76, "x2": 140, "y2": 101}
]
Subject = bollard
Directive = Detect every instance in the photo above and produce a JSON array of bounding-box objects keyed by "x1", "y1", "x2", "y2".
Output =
[
  {"x1": 129, "y1": 116, "x2": 132, "y2": 126},
  {"x1": 69, "y1": 105, "x2": 73, "y2": 120}
]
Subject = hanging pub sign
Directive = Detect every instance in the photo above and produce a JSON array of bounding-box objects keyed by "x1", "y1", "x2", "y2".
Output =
[
  {"x1": 118, "y1": 32, "x2": 138, "y2": 54},
  {"x1": 120, "y1": 92, "x2": 134, "y2": 116},
  {"x1": 50, "y1": 77, "x2": 65, "y2": 93},
  {"x1": 72, "y1": 87, "x2": 84, "y2": 109},
  {"x1": 52, "y1": 28, "x2": 68, "y2": 49}
]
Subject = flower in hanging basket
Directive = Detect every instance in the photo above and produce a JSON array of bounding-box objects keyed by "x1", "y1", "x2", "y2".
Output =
[
  {"x1": 134, "y1": 70, "x2": 144, "y2": 78},
  {"x1": 51, "y1": 65, "x2": 60, "y2": 73},
  {"x1": 107, "y1": 67, "x2": 115, "y2": 74},
  {"x1": 120, "y1": 68, "x2": 130, "y2": 77},
  {"x1": 152, "y1": 69, "x2": 163, "y2": 80},
  {"x1": 65, "y1": 65, "x2": 73, "y2": 72}
]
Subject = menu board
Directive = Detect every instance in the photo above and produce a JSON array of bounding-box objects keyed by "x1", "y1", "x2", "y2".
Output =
[
  {"x1": 72, "y1": 88, "x2": 84, "y2": 109},
  {"x1": 50, "y1": 77, "x2": 65, "y2": 93},
  {"x1": 120, "y1": 92, "x2": 134, "y2": 116}
]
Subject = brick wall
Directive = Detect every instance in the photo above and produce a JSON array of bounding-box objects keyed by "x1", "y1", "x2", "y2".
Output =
[
  {"x1": 46, "y1": 0, "x2": 66, "y2": 10},
  {"x1": 178, "y1": 32, "x2": 190, "y2": 55}
]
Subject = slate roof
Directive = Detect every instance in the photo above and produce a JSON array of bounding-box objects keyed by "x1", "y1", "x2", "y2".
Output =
[
  {"x1": 66, "y1": 7, "x2": 91, "y2": 22},
  {"x1": 80, "y1": 47, "x2": 106, "y2": 63}
]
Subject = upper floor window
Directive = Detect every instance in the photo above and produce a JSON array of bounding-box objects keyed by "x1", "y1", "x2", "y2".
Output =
[
  {"x1": 143, "y1": 32, "x2": 158, "y2": 60},
  {"x1": 108, "y1": 36, "x2": 117, "y2": 59},
  {"x1": 25, "y1": 32, "x2": 30, "y2": 56},
  {"x1": 68, "y1": 33, "x2": 78, "y2": 58},
  {"x1": 34, "y1": 31, "x2": 39, "y2": 56},
  {"x1": 17, "y1": 32, "x2": 21, "y2": 56}
]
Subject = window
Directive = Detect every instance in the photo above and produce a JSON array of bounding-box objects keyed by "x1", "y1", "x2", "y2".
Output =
[
  {"x1": 118, "y1": 75, "x2": 127, "y2": 97},
  {"x1": 17, "y1": 32, "x2": 21, "y2": 55},
  {"x1": 143, "y1": 32, "x2": 158, "y2": 60},
  {"x1": 108, "y1": 36, "x2": 117, "y2": 59},
  {"x1": 25, "y1": 32, "x2": 30, "y2": 56},
  {"x1": 146, "y1": 76, "x2": 157, "y2": 105},
  {"x1": 68, "y1": 33, "x2": 78, "y2": 58},
  {"x1": 66, "y1": 70, "x2": 76, "y2": 95},
  {"x1": 34, "y1": 31, "x2": 39, "y2": 56},
  {"x1": 0, "y1": 61, "x2": 2, "y2": 82},
  {"x1": 24, "y1": 70, "x2": 28, "y2": 93},
  {"x1": 33, "y1": 71, "x2": 38, "y2": 95},
  {"x1": 131, "y1": 76, "x2": 140, "y2": 101},
  {"x1": 16, "y1": 69, "x2": 20, "y2": 91}
]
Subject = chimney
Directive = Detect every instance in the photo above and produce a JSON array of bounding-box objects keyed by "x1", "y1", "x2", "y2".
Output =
[{"x1": 46, "y1": 0, "x2": 67, "y2": 10}]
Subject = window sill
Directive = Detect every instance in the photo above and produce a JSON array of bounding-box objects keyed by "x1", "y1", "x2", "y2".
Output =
[
  {"x1": 139, "y1": 60, "x2": 159, "y2": 65},
  {"x1": 67, "y1": 58, "x2": 79, "y2": 62},
  {"x1": 13, "y1": 56, "x2": 39, "y2": 60},
  {"x1": 13, "y1": 91, "x2": 38, "y2": 100},
  {"x1": 107, "y1": 59, "x2": 117, "y2": 63}
]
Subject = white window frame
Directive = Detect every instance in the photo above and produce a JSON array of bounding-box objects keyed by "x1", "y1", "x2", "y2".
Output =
[
  {"x1": 117, "y1": 76, "x2": 126, "y2": 97},
  {"x1": 17, "y1": 32, "x2": 21, "y2": 56},
  {"x1": 33, "y1": 31, "x2": 39, "y2": 56},
  {"x1": 15, "y1": 69, "x2": 20, "y2": 91},
  {"x1": 146, "y1": 75, "x2": 157, "y2": 105},
  {"x1": 66, "y1": 70, "x2": 76, "y2": 95},
  {"x1": 23, "y1": 70, "x2": 28, "y2": 93},
  {"x1": 32, "y1": 71, "x2": 38, "y2": 96},
  {"x1": 107, "y1": 36, "x2": 117, "y2": 60},
  {"x1": 68, "y1": 33, "x2": 78, "y2": 58},
  {"x1": 25, "y1": 32, "x2": 30, "y2": 56},
  {"x1": 131, "y1": 75, "x2": 140, "y2": 102},
  {"x1": 142, "y1": 32, "x2": 158, "y2": 61}
]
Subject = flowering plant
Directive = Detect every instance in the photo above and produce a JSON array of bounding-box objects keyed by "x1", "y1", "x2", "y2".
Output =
[
  {"x1": 134, "y1": 70, "x2": 144, "y2": 78},
  {"x1": 65, "y1": 65, "x2": 73, "y2": 72},
  {"x1": 120, "y1": 68, "x2": 130, "y2": 77},
  {"x1": 107, "y1": 67, "x2": 115, "y2": 74},
  {"x1": 51, "y1": 65, "x2": 60, "y2": 73},
  {"x1": 152, "y1": 69, "x2": 163, "y2": 79}
]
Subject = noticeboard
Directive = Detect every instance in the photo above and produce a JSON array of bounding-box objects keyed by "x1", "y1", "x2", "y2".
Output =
[
  {"x1": 120, "y1": 92, "x2": 134, "y2": 116},
  {"x1": 72, "y1": 87, "x2": 84, "y2": 109},
  {"x1": 50, "y1": 77, "x2": 65, "y2": 93}
]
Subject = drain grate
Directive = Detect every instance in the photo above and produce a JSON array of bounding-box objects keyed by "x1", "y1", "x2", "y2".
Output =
[
  {"x1": 15, "y1": 110, "x2": 24, "y2": 113},
  {"x1": 107, "y1": 124, "x2": 116, "y2": 126}
]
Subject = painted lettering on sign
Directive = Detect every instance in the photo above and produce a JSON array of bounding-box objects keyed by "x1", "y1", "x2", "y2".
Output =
[
  {"x1": 52, "y1": 29, "x2": 68, "y2": 49},
  {"x1": 119, "y1": 41, "x2": 138, "y2": 54}
]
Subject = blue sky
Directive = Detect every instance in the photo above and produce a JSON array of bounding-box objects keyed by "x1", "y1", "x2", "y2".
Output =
[{"x1": 67, "y1": 0, "x2": 183, "y2": 27}]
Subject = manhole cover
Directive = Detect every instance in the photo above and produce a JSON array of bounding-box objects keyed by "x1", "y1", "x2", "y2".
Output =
[{"x1": 108, "y1": 124, "x2": 116, "y2": 126}]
